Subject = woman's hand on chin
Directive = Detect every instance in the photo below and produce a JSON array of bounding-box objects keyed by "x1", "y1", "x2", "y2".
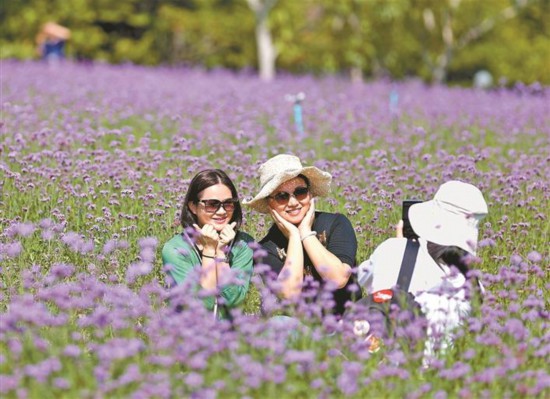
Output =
[
  {"x1": 270, "y1": 209, "x2": 300, "y2": 240},
  {"x1": 298, "y1": 197, "x2": 315, "y2": 237}
]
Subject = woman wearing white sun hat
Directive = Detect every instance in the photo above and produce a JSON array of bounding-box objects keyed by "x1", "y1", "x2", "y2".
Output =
[
  {"x1": 358, "y1": 180, "x2": 488, "y2": 361},
  {"x1": 244, "y1": 154, "x2": 361, "y2": 316}
]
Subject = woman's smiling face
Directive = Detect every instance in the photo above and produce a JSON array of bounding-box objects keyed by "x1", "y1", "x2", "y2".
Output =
[
  {"x1": 188, "y1": 183, "x2": 234, "y2": 232},
  {"x1": 268, "y1": 176, "x2": 311, "y2": 225}
]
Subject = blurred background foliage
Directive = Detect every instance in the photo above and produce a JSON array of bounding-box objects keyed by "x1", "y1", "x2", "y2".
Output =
[{"x1": 1, "y1": 0, "x2": 549, "y2": 85}]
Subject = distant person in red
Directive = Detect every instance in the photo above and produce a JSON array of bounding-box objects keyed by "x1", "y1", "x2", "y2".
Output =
[{"x1": 36, "y1": 22, "x2": 71, "y2": 63}]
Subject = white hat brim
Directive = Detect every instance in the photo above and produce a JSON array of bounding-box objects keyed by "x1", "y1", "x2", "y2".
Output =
[
  {"x1": 409, "y1": 200, "x2": 479, "y2": 255},
  {"x1": 244, "y1": 166, "x2": 332, "y2": 214}
]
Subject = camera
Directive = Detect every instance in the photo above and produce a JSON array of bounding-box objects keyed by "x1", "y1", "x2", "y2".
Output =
[{"x1": 402, "y1": 200, "x2": 422, "y2": 240}]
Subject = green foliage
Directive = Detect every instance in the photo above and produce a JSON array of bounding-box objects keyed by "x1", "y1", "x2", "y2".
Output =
[
  {"x1": 155, "y1": 3, "x2": 256, "y2": 68},
  {"x1": 0, "y1": 0, "x2": 548, "y2": 82}
]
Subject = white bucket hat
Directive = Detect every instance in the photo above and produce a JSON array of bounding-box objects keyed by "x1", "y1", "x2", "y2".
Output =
[
  {"x1": 243, "y1": 154, "x2": 332, "y2": 214},
  {"x1": 408, "y1": 180, "x2": 488, "y2": 255}
]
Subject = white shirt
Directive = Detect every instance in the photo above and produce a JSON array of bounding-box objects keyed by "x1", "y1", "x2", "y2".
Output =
[
  {"x1": 358, "y1": 237, "x2": 455, "y2": 295},
  {"x1": 358, "y1": 237, "x2": 476, "y2": 362}
]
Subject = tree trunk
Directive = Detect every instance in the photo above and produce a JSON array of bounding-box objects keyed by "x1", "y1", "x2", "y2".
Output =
[
  {"x1": 256, "y1": 15, "x2": 276, "y2": 81},
  {"x1": 432, "y1": 8, "x2": 454, "y2": 85},
  {"x1": 247, "y1": 0, "x2": 277, "y2": 81}
]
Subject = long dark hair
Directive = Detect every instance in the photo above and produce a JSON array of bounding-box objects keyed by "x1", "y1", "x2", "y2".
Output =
[
  {"x1": 426, "y1": 241, "x2": 473, "y2": 278},
  {"x1": 427, "y1": 241, "x2": 484, "y2": 300},
  {"x1": 180, "y1": 169, "x2": 243, "y2": 230}
]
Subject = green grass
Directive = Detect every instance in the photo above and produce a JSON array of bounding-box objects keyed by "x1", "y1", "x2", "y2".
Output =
[{"x1": 1, "y1": 80, "x2": 549, "y2": 398}]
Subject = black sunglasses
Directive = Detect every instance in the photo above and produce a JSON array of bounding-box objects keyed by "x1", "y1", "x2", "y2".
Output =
[
  {"x1": 269, "y1": 186, "x2": 309, "y2": 204},
  {"x1": 197, "y1": 198, "x2": 238, "y2": 213}
]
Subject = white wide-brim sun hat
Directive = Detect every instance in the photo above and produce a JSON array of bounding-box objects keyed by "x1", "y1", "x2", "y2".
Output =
[
  {"x1": 409, "y1": 180, "x2": 488, "y2": 255},
  {"x1": 243, "y1": 154, "x2": 332, "y2": 214}
]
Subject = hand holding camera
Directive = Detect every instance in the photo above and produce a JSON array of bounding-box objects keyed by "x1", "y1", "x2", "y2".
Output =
[{"x1": 401, "y1": 200, "x2": 422, "y2": 240}]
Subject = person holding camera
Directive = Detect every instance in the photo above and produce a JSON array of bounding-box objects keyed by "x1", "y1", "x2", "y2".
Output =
[
  {"x1": 244, "y1": 154, "x2": 360, "y2": 316},
  {"x1": 357, "y1": 180, "x2": 488, "y2": 359},
  {"x1": 162, "y1": 169, "x2": 254, "y2": 319}
]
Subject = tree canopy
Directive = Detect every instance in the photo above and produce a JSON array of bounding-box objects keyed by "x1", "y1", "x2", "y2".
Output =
[{"x1": 1, "y1": 0, "x2": 549, "y2": 84}]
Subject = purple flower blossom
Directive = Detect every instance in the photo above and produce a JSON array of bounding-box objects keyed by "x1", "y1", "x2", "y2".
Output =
[
  {"x1": 439, "y1": 362, "x2": 471, "y2": 380},
  {"x1": 526, "y1": 251, "x2": 542, "y2": 263},
  {"x1": 131, "y1": 372, "x2": 172, "y2": 399},
  {"x1": 94, "y1": 365, "x2": 110, "y2": 384},
  {"x1": 102, "y1": 239, "x2": 118, "y2": 254},
  {"x1": 41, "y1": 229, "x2": 55, "y2": 240},
  {"x1": 115, "y1": 364, "x2": 142, "y2": 388},
  {"x1": 5, "y1": 242, "x2": 22, "y2": 258},
  {"x1": 311, "y1": 378, "x2": 324, "y2": 390},
  {"x1": 140, "y1": 247, "x2": 155, "y2": 263},
  {"x1": 139, "y1": 236, "x2": 158, "y2": 249},
  {"x1": 0, "y1": 374, "x2": 21, "y2": 394},
  {"x1": 53, "y1": 377, "x2": 70, "y2": 389},
  {"x1": 176, "y1": 247, "x2": 189, "y2": 256},
  {"x1": 184, "y1": 372, "x2": 204, "y2": 388},
  {"x1": 61, "y1": 232, "x2": 94, "y2": 254},
  {"x1": 48, "y1": 263, "x2": 75, "y2": 280},
  {"x1": 126, "y1": 261, "x2": 153, "y2": 283},
  {"x1": 95, "y1": 338, "x2": 144, "y2": 363},
  {"x1": 63, "y1": 345, "x2": 81, "y2": 358},
  {"x1": 283, "y1": 350, "x2": 316, "y2": 370},
  {"x1": 462, "y1": 348, "x2": 476, "y2": 360},
  {"x1": 503, "y1": 318, "x2": 529, "y2": 340},
  {"x1": 1, "y1": 61, "x2": 549, "y2": 398},
  {"x1": 9, "y1": 222, "x2": 36, "y2": 237},
  {"x1": 187, "y1": 354, "x2": 208, "y2": 370},
  {"x1": 337, "y1": 361, "x2": 363, "y2": 395},
  {"x1": 38, "y1": 218, "x2": 54, "y2": 229},
  {"x1": 478, "y1": 238, "x2": 496, "y2": 248},
  {"x1": 510, "y1": 254, "x2": 522, "y2": 266},
  {"x1": 147, "y1": 355, "x2": 174, "y2": 367},
  {"x1": 24, "y1": 357, "x2": 62, "y2": 383}
]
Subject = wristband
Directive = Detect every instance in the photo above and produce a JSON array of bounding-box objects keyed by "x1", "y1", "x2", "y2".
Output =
[
  {"x1": 301, "y1": 231, "x2": 317, "y2": 242},
  {"x1": 202, "y1": 253, "x2": 228, "y2": 262}
]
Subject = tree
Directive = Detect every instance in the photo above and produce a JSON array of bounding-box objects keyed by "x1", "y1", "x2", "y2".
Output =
[
  {"x1": 419, "y1": 0, "x2": 535, "y2": 84},
  {"x1": 246, "y1": 0, "x2": 277, "y2": 81},
  {"x1": 1, "y1": 0, "x2": 548, "y2": 84}
]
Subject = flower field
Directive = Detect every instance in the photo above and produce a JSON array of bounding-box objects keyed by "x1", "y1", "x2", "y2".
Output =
[{"x1": 1, "y1": 61, "x2": 549, "y2": 398}]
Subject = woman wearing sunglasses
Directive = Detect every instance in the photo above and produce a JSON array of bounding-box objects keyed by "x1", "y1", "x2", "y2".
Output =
[
  {"x1": 245, "y1": 154, "x2": 360, "y2": 316},
  {"x1": 162, "y1": 169, "x2": 254, "y2": 318}
]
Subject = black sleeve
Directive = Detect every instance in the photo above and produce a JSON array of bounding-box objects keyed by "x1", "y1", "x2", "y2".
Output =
[
  {"x1": 324, "y1": 213, "x2": 358, "y2": 267},
  {"x1": 325, "y1": 214, "x2": 362, "y2": 314}
]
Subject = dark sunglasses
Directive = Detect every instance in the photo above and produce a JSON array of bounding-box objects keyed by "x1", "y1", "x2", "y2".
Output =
[
  {"x1": 269, "y1": 186, "x2": 309, "y2": 204},
  {"x1": 197, "y1": 198, "x2": 238, "y2": 213}
]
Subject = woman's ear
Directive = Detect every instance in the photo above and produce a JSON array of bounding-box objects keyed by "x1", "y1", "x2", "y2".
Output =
[{"x1": 188, "y1": 202, "x2": 197, "y2": 215}]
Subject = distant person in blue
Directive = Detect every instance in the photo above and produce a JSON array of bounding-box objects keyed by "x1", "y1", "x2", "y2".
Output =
[{"x1": 36, "y1": 22, "x2": 71, "y2": 64}]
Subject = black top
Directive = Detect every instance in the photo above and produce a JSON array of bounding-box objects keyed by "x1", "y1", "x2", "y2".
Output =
[{"x1": 259, "y1": 211, "x2": 361, "y2": 315}]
